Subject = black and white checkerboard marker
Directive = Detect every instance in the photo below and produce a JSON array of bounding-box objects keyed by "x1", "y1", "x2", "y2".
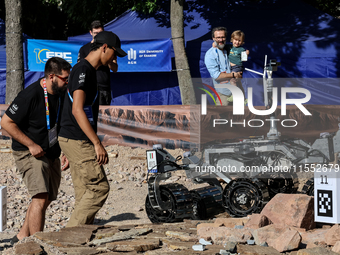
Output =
[
  {"x1": 317, "y1": 190, "x2": 333, "y2": 217},
  {"x1": 314, "y1": 170, "x2": 340, "y2": 223}
]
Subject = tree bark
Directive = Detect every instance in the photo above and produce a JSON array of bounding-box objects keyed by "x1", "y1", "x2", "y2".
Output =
[
  {"x1": 170, "y1": 0, "x2": 196, "y2": 105},
  {"x1": 5, "y1": 0, "x2": 24, "y2": 104}
]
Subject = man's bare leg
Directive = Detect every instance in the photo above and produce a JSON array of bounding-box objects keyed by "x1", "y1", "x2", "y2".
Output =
[
  {"x1": 16, "y1": 193, "x2": 50, "y2": 240},
  {"x1": 16, "y1": 203, "x2": 32, "y2": 239}
]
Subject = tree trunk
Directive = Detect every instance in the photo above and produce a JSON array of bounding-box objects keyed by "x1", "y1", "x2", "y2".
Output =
[
  {"x1": 170, "y1": 0, "x2": 196, "y2": 105},
  {"x1": 5, "y1": 0, "x2": 24, "y2": 104}
]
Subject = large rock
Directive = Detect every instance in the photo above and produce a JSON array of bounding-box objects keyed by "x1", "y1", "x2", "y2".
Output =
[
  {"x1": 196, "y1": 222, "x2": 221, "y2": 231},
  {"x1": 89, "y1": 228, "x2": 152, "y2": 246},
  {"x1": 95, "y1": 226, "x2": 120, "y2": 238},
  {"x1": 214, "y1": 217, "x2": 249, "y2": 228},
  {"x1": 106, "y1": 239, "x2": 160, "y2": 252},
  {"x1": 162, "y1": 239, "x2": 193, "y2": 251},
  {"x1": 252, "y1": 224, "x2": 286, "y2": 246},
  {"x1": 144, "y1": 243, "x2": 226, "y2": 255},
  {"x1": 15, "y1": 241, "x2": 44, "y2": 255},
  {"x1": 325, "y1": 224, "x2": 340, "y2": 246},
  {"x1": 244, "y1": 214, "x2": 272, "y2": 229},
  {"x1": 332, "y1": 240, "x2": 340, "y2": 253},
  {"x1": 236, "y1": 244, "x2": 282, "y2": 255},
  {"x1": 297, "y1": 247, "x2": 339, "y2": 255},
  {"x1": 210, "y1": 227, "x2": 252, "y2": 245},
  {"x1": 272, "y1": 229, "x2": 301, "y2": 253},
  {"x1": 197, "y1": 226, "x2": 217, "y2": 240},
  {"x1": 33, "y1": 225, "x2": 100, "y2": 247},
  {"x1": 261, "y1": 194, "x2": 315, "y2": 230},
  {"x1": 165, "y1": 231, "x2": 198, "y2": 242},
  {"x1": 57, "y1": 247, "x2": 102, "y2": 255},
  {"x1": 34, "y1": 230, "x2": 93, "y2": 246},
  {"x1": 300, "y1": 229, "x2": 327, "y2": 247}
]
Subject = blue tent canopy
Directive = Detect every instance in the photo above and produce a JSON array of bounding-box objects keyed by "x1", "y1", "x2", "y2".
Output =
[{"x1": 68, "y1": 9, "x2": 211, "y2": 42}]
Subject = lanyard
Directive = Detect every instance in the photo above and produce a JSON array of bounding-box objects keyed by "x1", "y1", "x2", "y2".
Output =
[
  {"x1": 215, "y1": 48, "x2": 230, "y2": 73},
  {"x1": 67, "y1": 89, "x2": 98, "y2": 105},
  {"x1": 43, "y1": 78, "x2": 60, "y2": 130}
]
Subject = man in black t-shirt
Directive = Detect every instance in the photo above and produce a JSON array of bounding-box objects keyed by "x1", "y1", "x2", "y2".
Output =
[
  {"x1": 77, "y1": 20, "x2": 119, "y2": 105},
  {"x1": 1, "y1": 57, "x2": 71, "y2": 245},
  {"x1": 59, "y1": 31, "x2": 127, "y2": 227}
]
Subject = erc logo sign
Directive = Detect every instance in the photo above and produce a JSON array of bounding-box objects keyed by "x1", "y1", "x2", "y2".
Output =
[{"x1": 33, "y1": 48, "x2": 72, "y2": 64}]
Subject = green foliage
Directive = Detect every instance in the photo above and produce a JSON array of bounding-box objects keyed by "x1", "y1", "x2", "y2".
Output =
[
  {"x1": 1, "y1": 0, "x2": 339, "y2": 41},
  {"x1": 21, "y1": 0, "x2": 67, "y2": 39},
  {"x1": 301, "y1": 0, "x2": 340, "y2": 17},
  {"x1": 59, "y1": 0, "x2": 162, "y2": 37},
  {"x1": 132, "y1": 0, "x2": 158, "y2": 14},
  {"x1": 1, "y1": 0, "x2": 67, "y2": 39},
  {"x1": 0, "y1": 1, "x2": 5, "y2": 20},
  {"x1": 60, "y1": 0, "x2": 137, "y2": 36}
]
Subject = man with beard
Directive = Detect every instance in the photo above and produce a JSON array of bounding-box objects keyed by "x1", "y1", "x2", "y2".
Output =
[
  {"x1": 1, "y1": 57, "x2": 71, "y2": 245},
  {"x1": 204, "y1": 27, "x2": 243, "y2": 105}
]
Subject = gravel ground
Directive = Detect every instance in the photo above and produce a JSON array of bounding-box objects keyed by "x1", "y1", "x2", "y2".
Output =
[{"x1": 0, "y1": 138, "x2": 312, "y2": 254}]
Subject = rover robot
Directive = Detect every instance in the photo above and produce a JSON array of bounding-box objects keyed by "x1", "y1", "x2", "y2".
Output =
[{"x1": 144, "y1": 57, "x2": 339, "y2": 223}]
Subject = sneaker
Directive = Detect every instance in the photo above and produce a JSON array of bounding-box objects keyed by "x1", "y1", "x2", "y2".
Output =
[
  {"x1": 227, "y1": 95, "x2": 233, "y2": 102},
  {"x1": 10, "y1": 235, "x2": 19, "y2": 246}
]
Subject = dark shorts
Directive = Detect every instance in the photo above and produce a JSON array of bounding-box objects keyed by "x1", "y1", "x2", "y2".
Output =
[
  {"x1": 98, "y1": 90, "x2": 112, "y2": 105},
  {"x1": 231, "y1": 65, "x2": 244, "y2": 73},
  {"x1": 12, "y1": 150, "x2": 61, "y2": 201}
]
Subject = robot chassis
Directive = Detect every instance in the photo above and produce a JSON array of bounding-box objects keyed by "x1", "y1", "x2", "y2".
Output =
[{"x1": 145, "y1": 57, "x2": 340, "y2": 223}]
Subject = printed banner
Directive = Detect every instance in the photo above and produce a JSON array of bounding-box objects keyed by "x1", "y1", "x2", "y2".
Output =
[
  {"x1": 119, "y1": 39, "x2": 172, "y2": 72},
  {"x1": 27, "y1": 39, "x2": 83, "y2": 71},
  {"x1": 27, "y1": 38, "x2": 172, "y2": 72}
]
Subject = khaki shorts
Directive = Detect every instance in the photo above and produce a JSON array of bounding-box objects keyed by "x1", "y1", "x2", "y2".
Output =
[
  {"x1": 12, "y1": 150, "x2": 61, "y2": 201},
  {"x1": 216, "y1": 92, "x2": 231, "y2": 106}
]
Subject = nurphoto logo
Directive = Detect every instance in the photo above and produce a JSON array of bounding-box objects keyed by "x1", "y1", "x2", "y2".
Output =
[
  {"x1": 198, "y1": 83, "x2": 222, "y2": 106},
  {"x1": 200, "y1": 82, "x2": 312, "y2": 128}
]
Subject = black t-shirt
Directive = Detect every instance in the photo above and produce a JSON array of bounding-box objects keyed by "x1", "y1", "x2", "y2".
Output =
[
  {"x1": 59, "y1": 59, "x2": 100, "y2": 140},
  {"x1": 78, "y1": 42, "x2": 111, "y2": 91},
  {"x1": 5, "y1": 79, "x2": 62, "y2": 159}
]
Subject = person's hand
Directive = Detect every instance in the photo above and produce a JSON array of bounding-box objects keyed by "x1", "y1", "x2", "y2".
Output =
[
  {"x1": 109, "y1": 54, "x2": 118, "y2": 72},
  {"x1": 111, "y1": 54, "x2": 117, "y2": 66},
  {"x1": 28, "y1": 143, "x2": 45, "y2": 158},
  {"x1": 61, "y1": 154, "x2": 69, "y2": 171},
  {"x1": 234, "y1": 72, "x2": 243, "y2": 79},
  {"x1": 94, "y1": 143, "x2": 109, "y2": 165},
  {"x1": 112, "y1": 54, "x2": 117, "y2": 62},
  {"x1": 246, "y1": 50, "x2": 250, "y2": 55}
]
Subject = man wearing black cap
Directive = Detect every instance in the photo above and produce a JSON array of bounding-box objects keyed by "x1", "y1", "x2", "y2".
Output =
[{"x1": 58, "y1": 31, "x2": 127, "y2": 227}]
